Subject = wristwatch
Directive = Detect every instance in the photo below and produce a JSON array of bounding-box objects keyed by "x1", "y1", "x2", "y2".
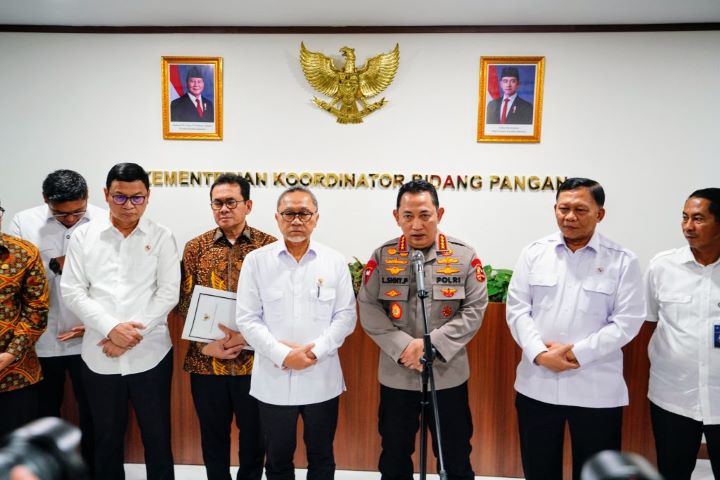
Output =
[{"x1": 49, "y1": 257, "x2": 62, "y2": 276}]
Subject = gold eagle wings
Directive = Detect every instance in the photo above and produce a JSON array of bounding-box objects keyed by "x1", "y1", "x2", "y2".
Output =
[{"x1": 300, "y1": 42, "x2": 400, "y2": 123}]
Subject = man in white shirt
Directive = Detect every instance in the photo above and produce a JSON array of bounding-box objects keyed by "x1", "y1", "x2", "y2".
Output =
[
  {"x1": 236, "y1": 186, "x2": 356, "y2": 480},
  {"x1": 62, "y1": 163, "x2": 180, "y2": 480},
  {"x1": 647, "y1": 187, "x2": 720, "y2": 480},
  {"x1": 9, "y1": 169, "x2": 104, "y2": 474},
  {"x1": 506, "y1": 177, "x2": 646, "y2": 480}
]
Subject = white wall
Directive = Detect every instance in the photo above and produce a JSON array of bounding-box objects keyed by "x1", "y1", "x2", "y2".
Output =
[{"x1": 1, "y1": 31, "x2": 718, "y2": 269}]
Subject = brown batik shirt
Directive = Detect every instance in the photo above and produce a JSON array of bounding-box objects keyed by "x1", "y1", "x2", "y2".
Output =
[
  {"x1": 0, "y1": 234, "x2": 49, "y2": 392},
  {"x1": 179, "y1": 225, "x2": 276, "y2": 376}
]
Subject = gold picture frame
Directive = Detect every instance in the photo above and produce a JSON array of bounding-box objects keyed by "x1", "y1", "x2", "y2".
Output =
[
  {"x1": 162, "y1": 56, "x2": 223, "y2": 141},
  {"x1": 477, "y1": 56, "x2": 545, "y2": 143}
]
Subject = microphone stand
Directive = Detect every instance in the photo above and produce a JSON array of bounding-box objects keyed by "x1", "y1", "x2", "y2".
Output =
[{"x1": 415, "y1": 254, "x2": 448, "y2": 480}]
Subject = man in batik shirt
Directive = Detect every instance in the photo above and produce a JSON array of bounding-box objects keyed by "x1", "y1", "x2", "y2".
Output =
[
  {"x1": 0, "y1": 201, "x2": 49, "y2": 436},
  {"x1": 178, "y1": 174, "x2": 276, "y2": 480}
]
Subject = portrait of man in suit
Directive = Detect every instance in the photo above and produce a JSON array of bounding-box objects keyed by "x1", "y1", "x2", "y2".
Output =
[
  {"x1": 170, "y1": 66, "x2": 215, "y2": 123},
  {"x1": 485, "y1": 66, "x2": 534, "y2": 125}
]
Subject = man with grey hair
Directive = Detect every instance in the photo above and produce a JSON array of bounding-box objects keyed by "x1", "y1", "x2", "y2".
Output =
[{"x1": 236, "y1": 186, "x2": 356, "y2": 480}]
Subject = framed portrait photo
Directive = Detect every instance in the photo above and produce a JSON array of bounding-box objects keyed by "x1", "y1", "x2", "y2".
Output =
[
  {"x1": 162, "y1": 56, "x2": 223, "y2": 140},
  {"x1": 477, "y1": 56, "x2": 545, "y2": 143}
]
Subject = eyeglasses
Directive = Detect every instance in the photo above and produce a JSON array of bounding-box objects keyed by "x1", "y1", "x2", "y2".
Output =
[
  {"x1": 51, "y1": 210, "x2": 86, "y2": 220},
  {"x1": 278, "y1": 210, "x2": 316, "y2": 223},
  {"x1": 210, "y1": 199, "x2": 245, "y2": 211},
  {"x1": 111, "y1": 194, "x2": 146, "y2": 206}
]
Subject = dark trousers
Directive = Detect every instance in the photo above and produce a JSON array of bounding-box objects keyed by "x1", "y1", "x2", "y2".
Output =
[
  {"x1": 82, "y1": 350, "x2": 174, "y2": 480},
  {"x1": 258, "y1": 396, "x2": 339, "y2": 480},
  {"x1": 515, "y1": 392, "x2": 622, "y2": 480},
  {"x1": 650, "y1": 401, "x2": 720, "y2": 480},
  {"x1": 190, "y1": 374, "x2": 264, "y2": 480},
  {"x1": 0, "y1": 383, "x2": 38, "y2": 437},
  {"x1": 38, "y1": 355, "x2": 95, "y2": 475},
  {"x1": 378, "y1": 382, "x2": 474, "y2": 480}
]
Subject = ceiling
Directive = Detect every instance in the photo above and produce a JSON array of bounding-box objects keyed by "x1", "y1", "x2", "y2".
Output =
[{"x1": 2, "y1": 0, "x2": 720, "y2": 28}]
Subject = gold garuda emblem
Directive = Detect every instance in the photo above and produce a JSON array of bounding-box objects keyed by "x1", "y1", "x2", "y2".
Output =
[{"x1": 300, "y1": 42, "x2": 400, "y2": 124}]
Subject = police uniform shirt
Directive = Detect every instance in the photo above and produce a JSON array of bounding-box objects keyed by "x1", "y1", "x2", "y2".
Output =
[{"x1": 358, "y1": 234, "x2": 488, "y2": 391}]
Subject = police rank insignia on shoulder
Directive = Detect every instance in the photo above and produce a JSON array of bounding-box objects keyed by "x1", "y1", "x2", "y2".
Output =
[
  {"x1": 390, "y1": 302, "x2": 403, "y2": 320},
  {"x1": 471, "y1": 258, "x2": 486, "y2": 282},
  {"x1": 364, "y1": 259, "x2": 377, "y2": 284}
]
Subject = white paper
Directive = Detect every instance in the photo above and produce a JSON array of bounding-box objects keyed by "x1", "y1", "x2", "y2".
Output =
[{"x1": 181, "y1": 285, "x2": 237, "y2": 343}]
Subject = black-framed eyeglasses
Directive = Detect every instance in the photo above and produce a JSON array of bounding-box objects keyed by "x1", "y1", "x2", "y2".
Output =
[
  {"x1": 278, "y1": 210, "x2": 317, "y2": 223},
  {"x1": 51, "y1": 210, "x2": 86, "y2": 220},
  {"x1": 111, "y1": 194, "x2": 146, "y2": 206},
  {"x1": 210, "y1": 199, "x2": 245, "y2": 211}
]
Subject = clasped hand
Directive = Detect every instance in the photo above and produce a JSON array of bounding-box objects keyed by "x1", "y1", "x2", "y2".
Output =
[
  {"x1": 535, "y1": 342, "x2": 579, "y2": 372},
  {"x1": 201, "y1": 324, "x2": 247, "y2": 360}
]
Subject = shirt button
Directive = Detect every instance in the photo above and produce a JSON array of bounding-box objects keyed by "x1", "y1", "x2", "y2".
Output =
[{"x1": 66, "y1": 235, "x2": 71, "y2": 239}]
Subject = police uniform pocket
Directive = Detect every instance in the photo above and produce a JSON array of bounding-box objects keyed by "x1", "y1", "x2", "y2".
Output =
[{"x1": 578, "y1": 278, "x2": 617, "y2": 317}]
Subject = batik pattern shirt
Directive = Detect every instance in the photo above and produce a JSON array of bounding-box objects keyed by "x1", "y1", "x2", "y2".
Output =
[
  {"x1": 179, "y1": 226, "x2": 276, "y2": 376},
  {"x1": 0, "y1": 234, "x2": 49, "y2": 392}
]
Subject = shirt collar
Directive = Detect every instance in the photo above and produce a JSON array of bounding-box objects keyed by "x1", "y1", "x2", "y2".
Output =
[
  {"x1": 555, "y1": 230, "x2": 600, "y2": 253},
  {"x1": 276, "y1": 238, "x2": 318, "y2": 260},
  {"x1": 503, "y1": 92, "x2": 518, "y2": 102},
  {"x1": 213, "y1": 225, "x2": 253, "y2": 244},
  {"x1": 188, "y1": 92, "x2": 202, "y2": 104}
]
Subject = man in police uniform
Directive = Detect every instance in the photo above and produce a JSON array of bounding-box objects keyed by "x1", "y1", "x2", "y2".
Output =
[{"x1": 359, "y1": 180, "x2": 488, "y2": 480}]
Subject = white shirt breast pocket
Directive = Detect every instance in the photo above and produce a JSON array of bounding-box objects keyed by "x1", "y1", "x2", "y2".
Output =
[
  {"x1": 528, "y1": 273, "x2": 558, "y2": 310},
  {"x1": 260, "y1": 288, "x2": 285, "y2": 324},
  {"x1": 579, "y1": 277, "x2": 617, "y2": 318},
  {"x1": 311, "y1": 287, "x2": 336, "y2": 323}
]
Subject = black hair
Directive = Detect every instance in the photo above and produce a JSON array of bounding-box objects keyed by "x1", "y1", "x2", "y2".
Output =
[
  {"x1": 396, "y1": 180, "x2": 440, "y2": 209},
  {"x1": 42, "y1": 170, "x2": 88, "y2": 203},
  {"x1": 688, "y1": 188, "x2": 720, "y2": 222},
  {"x1": 556, "y1": 177, "x2": 605, "y2": 207},
  {"x1": 210, "y1": 174, "x2": 250, "y2": 201},
  {"x1": 105, "y1": 163, "x2": 149, "y2": 190}
]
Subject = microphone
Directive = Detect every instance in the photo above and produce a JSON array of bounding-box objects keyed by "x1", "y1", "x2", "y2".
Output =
[{"x1": 411, "y1": 250, "x2": 427, "y2": 295}]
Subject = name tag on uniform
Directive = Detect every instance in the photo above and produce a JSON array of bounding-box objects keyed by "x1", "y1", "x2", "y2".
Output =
[{"x1": 714, "y1": 325, "x2": 720, "y2": 348}]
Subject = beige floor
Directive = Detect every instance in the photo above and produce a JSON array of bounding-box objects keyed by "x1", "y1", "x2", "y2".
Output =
[{"x1": 124, "y1": 460, "x2": 715, "y2": 480}]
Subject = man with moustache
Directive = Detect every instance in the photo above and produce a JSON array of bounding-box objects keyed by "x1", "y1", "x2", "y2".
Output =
[
  {"x1": 236, "y1": 186, "x2": 356, "y2": 480},
  {"x1": 358, "y1": 180, "x2": 488, "y2": 480},
  {"x1": 178, "y1": 174, "x2": 275, "y2": 480},
  {"x1": 646, "y1": 188, "x2": 720, "y2": 479},
  {"x1": 506, "y1": 177, "x2": 646, "y2": 480},
  {"x1": 62, "y1": 163, "x2": 180, "y2": 480},
  {"x1": 9, "y1": 169, "x2": 103, "y2": 473}
]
